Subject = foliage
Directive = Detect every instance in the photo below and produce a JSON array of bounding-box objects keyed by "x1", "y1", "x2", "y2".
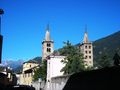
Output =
[
  {"x1": 60, "y1": 41, "x2": 85, "y2": 74},
  {"x1": 93, "y1": 31, "x2": 120, "y2": 67},
  {"x1": 33, "y1": 60, "x2": 47, "y2": 81},
  {"x1": 97, "y1": 52, "x2": 112, "y2": 68},
  {"x1": 113, "y1": 52, "x2": 120, "y2": 66}
]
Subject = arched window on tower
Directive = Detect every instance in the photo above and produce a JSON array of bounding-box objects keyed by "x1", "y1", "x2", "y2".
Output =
[
  {"x1": 47, "y1": 43, "x2": 51, "y2": 47},
  {"x1": 47, "y1": 48, "x2": 51, "y2": 52}
]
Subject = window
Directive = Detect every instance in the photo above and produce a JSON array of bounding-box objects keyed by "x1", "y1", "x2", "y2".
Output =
[
  {"x1": 85, "y1": 56, "x2": 87, "y2": 59},
  {"x1": 47, "y1": 43, "x2": 51, "y2": 47},
  {"x1": 85, "y1": 46, "x2": 87, "y2": 49},
  {"x1": 85, "y1": 51, "x2": 87, "y2": 54},
  {"x1": 89, "y1": 61, "x2": 91, "y2": 63},
  {"x1": 89, "y1": 51, "x2": 91, "y2": 54},
  {"x1": 89, "y1": 56, "x2": 91, "y2": 59},
  {"x1": 89, "y1": 46, "x2": 91, "y2": 49},
  {"x1": 47, "y1": 48, "x2": 51, "y2": 52}
]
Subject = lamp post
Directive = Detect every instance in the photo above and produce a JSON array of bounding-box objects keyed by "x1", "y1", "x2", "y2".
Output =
[
  {"x1": 0, "y1": 9, "x2": 4, "y2": 63},
  {"x1": 38, "y1": 78, "x2": 42, "y2": 90}
]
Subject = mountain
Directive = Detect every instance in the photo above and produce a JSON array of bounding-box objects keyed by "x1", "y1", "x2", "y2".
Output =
[
  {"x1": 2, "y1": 60, "x2": 24, "y2": 69},
  {"x1": 55, "y1": 31, "x2": 120, "y2": 67},
  {"x1": 93, "y1": 31, "x2": 120, "y2": 65}
]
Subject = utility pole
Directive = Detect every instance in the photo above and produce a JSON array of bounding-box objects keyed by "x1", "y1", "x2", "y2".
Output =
[{"x1": 0, "y1": 9, "x2": 4, "y2": 63}]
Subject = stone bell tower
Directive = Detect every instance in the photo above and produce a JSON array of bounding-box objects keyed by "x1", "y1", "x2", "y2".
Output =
[
  {"x1": 42, "y1": 25, "x2": 54, "y2": 60},
  {"x1": 79, "y1": 26, "x2": 93, "y2": 67}
]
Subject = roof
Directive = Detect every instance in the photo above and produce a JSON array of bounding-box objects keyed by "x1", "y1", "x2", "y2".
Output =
[
  {"x1": 23, "y1": 60, "x2": 39, "y2": 64},
  {"x1": 23, "y1": 65, "x2": 40, "y2": 73}
]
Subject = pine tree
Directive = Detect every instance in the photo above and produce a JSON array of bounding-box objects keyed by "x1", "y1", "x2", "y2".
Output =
[
  {"x1": 98, "y1": 52, "x2": 111, "y2": 68},
  {"x1": 113, "y1": 52, "x2": 120, "y2": 66}
]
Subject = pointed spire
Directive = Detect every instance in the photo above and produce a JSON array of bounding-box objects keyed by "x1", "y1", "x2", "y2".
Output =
[
  {"x1": 46, "y1": 24, "x2": 50, "y2": 31},
  {"x1": 85, "y1": 24, "x2": 87, "y2": 33},
  {"x1": 45, "y1": 24, "x2": 50, "y2": 41},
  {"x1": 83, "y1": 25, "x2": 89, "y2": 43}
]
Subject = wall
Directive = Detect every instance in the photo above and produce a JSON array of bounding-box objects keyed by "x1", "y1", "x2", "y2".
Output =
[
  {"x1": 46, "y1": 75, "x2": 70, "y2": 90},
  {"x1": 47, "y1": 55, "x2": 65, "y2": 83},
  {"x1": 19, "y1": 72, "x2": 33, "y2": 85},
  {"x1": 32, "y1": 80, "x2": 46, "y2": 90},
  {"x1": 63, "y1": 66, "x2": 120, "y2": 90}
]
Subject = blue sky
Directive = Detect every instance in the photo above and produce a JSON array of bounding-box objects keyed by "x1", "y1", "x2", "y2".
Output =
[{"x1": 0, "y1": 0, "x2": 120, "y2": 61}]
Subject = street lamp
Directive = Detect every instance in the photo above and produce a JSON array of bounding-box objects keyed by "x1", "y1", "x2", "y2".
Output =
[
  {"x1": 38, "y1": 78, "x2": 42, "y2": 90},
  {"x1": 0, "y1": 9, "x2": 4, "y2": 63}
]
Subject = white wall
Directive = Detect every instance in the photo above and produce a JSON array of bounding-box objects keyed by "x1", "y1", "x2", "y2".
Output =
[{"x1": 47, "y1": 55, "x2": 65, "y2": 89}]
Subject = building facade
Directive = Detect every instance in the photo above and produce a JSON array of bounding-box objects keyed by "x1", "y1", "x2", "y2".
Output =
[
  {"x1": 47, "y1": 55, "x2": 65, "y2": 82},
  {"x1": 19, "y1": 60, "x2": 39, "y2": 85},
  {"x1": 46, "y1": 55, "x2": 66, "y2": 90}
]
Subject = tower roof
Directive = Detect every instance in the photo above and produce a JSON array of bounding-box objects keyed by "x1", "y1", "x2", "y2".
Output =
[
  {"x1": 45, "y1": 24, "x2": 50, "y2": 41},
  {"x1": 83, "y1": 25, "x2": 89, "y2": 43}
]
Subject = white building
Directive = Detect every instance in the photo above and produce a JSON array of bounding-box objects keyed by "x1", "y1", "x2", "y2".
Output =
[
  {"x1": 46, "y1": 55, "x2": 65, "y2": 82},
  {"x1": 46, "y1": 55, "x2": 65, "y2": 90}
]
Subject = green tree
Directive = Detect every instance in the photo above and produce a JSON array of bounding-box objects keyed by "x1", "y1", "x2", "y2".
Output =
[
  {"x1": 33, "y1": 60, "x2": 47, "y2": 81},
  {"x1": 98, "y1": 52, "x2": 111, "y2": 68},
  {"x1": 113, "y1": 52, "x2": 120, "y2": 66},
  {"x1": 60, "y1": 41, "x2": 85, "y2": 74}
]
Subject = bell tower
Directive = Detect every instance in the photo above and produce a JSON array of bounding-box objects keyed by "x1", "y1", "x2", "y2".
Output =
[
  {"x1": 42, "y1": 25, "x2": 54, "y2": 60},
  {"x1": 79, "y1": 26, "x2": 93, "y2": 67}
]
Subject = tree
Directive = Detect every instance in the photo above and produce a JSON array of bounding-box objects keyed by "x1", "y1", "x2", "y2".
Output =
[
  {"x1": 97, "y1": 52, "x2": 111, "y2": 68},
  {"x1": 60, "y1": 41, "x2": 85, "y2": 74},
  {"x1": 113, "y1": 52, "x2": 120, "y2": 66},
  {"x1": 33, "y1": 60, "x2": 47, "y2": 81}
]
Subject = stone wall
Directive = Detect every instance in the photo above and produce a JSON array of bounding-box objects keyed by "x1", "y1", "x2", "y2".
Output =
[
  {"x1": 32, "y1": 75, "x2": 70, "y2": 90},
  {"x1": 32, "y1": 80, "x2": 46, "y2": 90},
  {"x1": 46, "y1": 75, "x2": 70, "y2": 90}
]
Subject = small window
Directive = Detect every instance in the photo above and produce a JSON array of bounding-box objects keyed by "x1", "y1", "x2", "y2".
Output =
[
  {"x1": 89, "y1": 46, "x2": 91, "y2": 49},
  {"x1": 89, "y1": 51, "x2": 91, "y2": 54},
  {"x1": 85, "y1": 51, "x2": 87, "y2": 54},
  {"x1": 47, "y1": 48, "x2": 51, "y2": 52},
  {"x1": 47, "y1": 43, "x2": 51, "y2": 47},
  {"x1": 89, "y1": 61, "x2": 91, "y2": 63},
  {"x1": 85, "y1": 56, "x2": 87, "y2": 59},
  {"x1": 85, "y1": 46, "x2": 87, "y2": 49},
  {"x1": 89, "y1": 56, "x2": 91, "y2": 59}
]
